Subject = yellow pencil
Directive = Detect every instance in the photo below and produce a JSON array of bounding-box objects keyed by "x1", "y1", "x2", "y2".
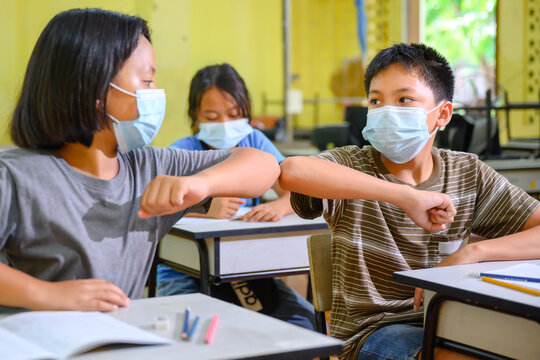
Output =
[{"x1": 481, "y1": 276, "x2": 540, "y2": 296}]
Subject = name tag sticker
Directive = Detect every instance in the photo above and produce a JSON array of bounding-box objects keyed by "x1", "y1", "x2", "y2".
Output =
[{"x1": 438, "y1": 239, "x2": 463, "y2": 255}]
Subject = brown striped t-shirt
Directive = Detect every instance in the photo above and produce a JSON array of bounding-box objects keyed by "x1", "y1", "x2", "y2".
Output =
[{"x1": 291, "y1": 145, "x2": 540, "y2": 360}]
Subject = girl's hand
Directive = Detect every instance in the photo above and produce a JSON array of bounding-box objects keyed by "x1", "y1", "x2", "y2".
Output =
[
  {"x1": 138, "y1": 175, "x2": 211, "y2": 218},
  {"x1": 34, "y1": 279, "x2": 130, "y2": 312},
  {"x1": 207, "y1": 197, "x2": 246, "y2": 219},
  {"x1": 240, "y1": 202, "x2": 288, "y2": 222}
]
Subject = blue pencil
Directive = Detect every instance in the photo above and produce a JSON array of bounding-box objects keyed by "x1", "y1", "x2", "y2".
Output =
[
  {"x1": 181, "y1": 308, "x2": 190, "y2": 339},
  {"x1": 470, "y1": 271, "x2": 540, "y2": 283},
  {"x1": 186, "y1": 316, "x2": 200, "y2": 340}
]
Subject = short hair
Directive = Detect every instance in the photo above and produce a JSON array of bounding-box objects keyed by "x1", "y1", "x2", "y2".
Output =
[
  {"x1": 11, "y1": 8, "x2": 151, "y2": 149},
  {"x1": 187, "y1": 64, "x2": 251, "y2": 132},
  {"x1": 364, "y1": 43, "x2": 455, "y2": 103}
]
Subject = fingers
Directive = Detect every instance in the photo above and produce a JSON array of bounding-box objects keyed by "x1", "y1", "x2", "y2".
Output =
[
  {"x1": 430, "y1": 208, "x2": 454, "y2": 223},
  {"x1": 139, "y1": 176, "x2": 191, "y2": 218},
  {"x1": 241, "y1": 207, "x2": 280, "y2": 222},
  {"x1": 43, "y1": 279, "x2": 130, "y2": 312},
  {"x1": 413, "y1": 287, "x2": 424, "y2": 311},
  {"x1": 228, "y1": 198, "x2": 246, "y2": 205},
  {"x1": 81, "y1": 279, "x2": 130, "y2": 311}
]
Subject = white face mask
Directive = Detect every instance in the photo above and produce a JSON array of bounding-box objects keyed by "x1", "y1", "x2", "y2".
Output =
[
  {"x1": 197, "y1": 118, "x2": 253, "y2": 149},
  {"x1": 107, "y1": 82, "x2": 166, "y2": 154},
  {"x1": 362, "y1": 102, "x2": 443, "y2": 164}
]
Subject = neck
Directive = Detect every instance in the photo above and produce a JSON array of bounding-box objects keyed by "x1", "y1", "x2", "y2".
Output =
[
  {"x1": 381, "y1": 144, "x2": 435, "y2": 186},
  {"x1": 55, "y1": 129, "x2": 119, "y2": 180}
]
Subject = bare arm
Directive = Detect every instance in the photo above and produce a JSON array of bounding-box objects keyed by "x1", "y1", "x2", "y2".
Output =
[
  {"x1": 438, "y1": 206, "x2": 540, "y2": 265},
  {"x1": 0, "y1": 262, "x2": 129, "y2": 311},
  {"x1": 280, "y1": 156, "x2": 456, "y2": 232},
  {"x1": 139, "y1": 147, "x2": 279, "y2": 218}
]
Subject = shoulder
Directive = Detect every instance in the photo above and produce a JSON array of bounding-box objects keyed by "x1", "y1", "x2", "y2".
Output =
[
  {"x1": 240, "y1": 129, "x2": 285, "y2": 162},
  {"x1": 437, "y1": 148, "x2": 482, "y2": 173},
  {"x1": 240, "y1": 129, "x2": 271, "y2": 147},
  {"x1": 0, "y1": 147, "x2": 55, "y2": 170},
  {"x1": 170, "y1": 135, "x2": 203, "y2": 150}
]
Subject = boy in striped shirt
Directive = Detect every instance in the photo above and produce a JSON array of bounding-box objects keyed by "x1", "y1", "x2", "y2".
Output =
[{"x1": 279, "y1": 43, "x2": 540, "y2": 360}]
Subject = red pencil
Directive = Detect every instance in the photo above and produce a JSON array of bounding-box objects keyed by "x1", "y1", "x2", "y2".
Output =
[{"x1": 205, "y1": 314, "x2": 219, "y2": 344}]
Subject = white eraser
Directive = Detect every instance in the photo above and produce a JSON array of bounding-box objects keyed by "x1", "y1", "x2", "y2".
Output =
[{"x1": 153, "y1": 315, "x2": 170, "y2": 330}]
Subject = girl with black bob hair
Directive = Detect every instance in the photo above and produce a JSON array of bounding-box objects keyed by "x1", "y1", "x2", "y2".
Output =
[
  {"x1": 0, "y1": 8, "x2": 278, "y2": 311},
  {"x1": 157, "y1": 64, "x2": 316, "y2": 330}
]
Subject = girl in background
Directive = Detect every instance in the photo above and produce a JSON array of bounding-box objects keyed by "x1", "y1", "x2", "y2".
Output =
[{"x1": 157, "y1": 64, "x2": 315, "y2": 330}]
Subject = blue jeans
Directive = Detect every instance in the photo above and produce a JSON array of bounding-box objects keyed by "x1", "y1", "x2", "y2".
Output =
[
  {"x1": 157, "y1": 270, "x2": 316, "y2": 331},
  {"x1": 357, "y1": 324, "x2": 423, "y2": 360}
]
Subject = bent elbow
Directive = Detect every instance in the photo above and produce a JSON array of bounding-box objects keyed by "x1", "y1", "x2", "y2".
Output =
[{"x1": 278, "y1": 157, "x2": 300, "y2": 191}]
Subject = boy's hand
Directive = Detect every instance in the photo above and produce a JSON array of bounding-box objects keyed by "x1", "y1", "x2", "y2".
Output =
[
  {"x1": 138, "y1": 175, "x2": 211, "y2": 218},
  {"x1": 35, "y1": 279, "x2": 130, "y2": 312},
  {"x1": 207, "y1": 197, "x2": 245, "y2": 219},
  {"x1": 241, "y1": 202, "x2": 288, "y2": 222},
  {"x1": 399, "y1": 189, "x2": 456, "y2": 232}
]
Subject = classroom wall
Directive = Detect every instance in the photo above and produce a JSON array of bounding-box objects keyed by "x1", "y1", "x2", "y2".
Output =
[
  {"x1": 0, "y1": 0, "x2": 283, "y2": 147},
  {"x1": 497, "y1": 0, "x2": 540, "y2": 142},
  {"x1": 289, "y1": 0, "x2": 404, "y2": 129}
]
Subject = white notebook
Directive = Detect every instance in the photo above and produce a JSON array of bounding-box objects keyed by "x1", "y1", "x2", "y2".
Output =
[{"x1": 0, "y1": 311, "x2": 171, "y2": 360}]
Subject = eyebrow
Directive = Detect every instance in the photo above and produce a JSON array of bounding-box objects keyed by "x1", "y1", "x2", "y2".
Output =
[
  {"x1": 369, "y1": 88, "x2": 417, "y2": 95},
  {"x1": 202, "y1": 106, "x2": 240, "y2": 114}
]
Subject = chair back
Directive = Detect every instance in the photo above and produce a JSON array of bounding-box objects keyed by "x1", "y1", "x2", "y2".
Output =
[{"x1": 307, "y1": 233, "x2": 333, "y2": 312}]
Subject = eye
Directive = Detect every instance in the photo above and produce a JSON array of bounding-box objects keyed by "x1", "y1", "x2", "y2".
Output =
[
  {"x1": 399, "y1": 97, "x2": 413, "y2": 104},
  {"x1": 143, "y1": 80, "x2": 154, "y2": 86},
  {"x1": 369, "y1": 98, "x2": 380, "y2": 105}
]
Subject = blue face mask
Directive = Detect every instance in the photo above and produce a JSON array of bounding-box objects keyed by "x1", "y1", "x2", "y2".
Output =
[
  {"x1": 107, "y1": 82, "x2": 166, "y2": 154},
  {"x1": 197, "y1": 118, "x2": 254, "y2": 149},
  {"x1": 362, "y1": 103, "x2": 443, "y2": 164}
]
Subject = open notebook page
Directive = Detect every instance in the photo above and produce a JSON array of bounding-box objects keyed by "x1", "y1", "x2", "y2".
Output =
[
  {"x1": 0, "y1": 326, "x2": 54, "y2": 360},
  {"x1": 0, "y1": 311, "x2": 171, "y2": 359}
]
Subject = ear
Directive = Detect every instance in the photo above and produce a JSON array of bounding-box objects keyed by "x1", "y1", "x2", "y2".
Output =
[{"x1": 436, "y1": 101, "x2": 453, "y2": 127}]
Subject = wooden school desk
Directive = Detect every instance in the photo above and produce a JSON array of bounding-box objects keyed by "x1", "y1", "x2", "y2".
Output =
[
  {"x1": 149, "y1": 213, "x2": 329, "y2": 296},
  {"x1": 393, "y1": 260, "x2": 540, "y2": 360},
  {"x1": 65, "y1": 293, "x2": 342, "y2": 359}
]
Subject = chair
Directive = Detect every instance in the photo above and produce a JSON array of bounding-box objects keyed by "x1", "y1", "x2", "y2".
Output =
[
  {"x1": 307, "y1": 233, "x2": 333, "y2": 336},
  {"x1": 345, "y1": 106, "x2": 370, "y2": 148}
]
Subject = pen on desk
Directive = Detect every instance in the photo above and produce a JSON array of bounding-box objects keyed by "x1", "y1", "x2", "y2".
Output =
[
  {"x1": 205, "y1": 314, "x2": 219, "y2": 344},
  {"x1": 470, "y1": 271, "x2": 540, "y2": 283},
  {"x1": 181, "y1": 308, "x2": 190, "y2": 339},
  {"x1": 186, "y1": 315, "x2": 200, "y2": 340},
  {"x1": 481, "y1": 276, "x2": 540, "y2": 296}
]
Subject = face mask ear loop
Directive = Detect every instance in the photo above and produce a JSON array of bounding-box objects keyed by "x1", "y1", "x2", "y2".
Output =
[
  {"x1": 109, "y1": 82, "x2": 137, "y2": 97},
  {"x1": 107, "y1": 113, "x2": 120, "y2": 123},
  {"x1": 427, "y1": 101, "x2": 446, "y2": 136}
]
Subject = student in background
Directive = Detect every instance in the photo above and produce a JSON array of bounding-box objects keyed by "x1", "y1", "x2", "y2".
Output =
[
  {"x1": 157, "y1": 64, "x2": 316, "y2": 330},
  {"x1": 171, "y1": 64, "x2": 293, "y2": 222},
  {"x1": 279, "y1": 43, "x2": 540, "y2": 360},
  {"x1": 0, "y1": 8, "x2": 279, "y2": 312}
]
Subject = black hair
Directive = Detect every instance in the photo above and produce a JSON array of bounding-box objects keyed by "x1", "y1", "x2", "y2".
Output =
[
  {"x1": 187, "y1": 63, "x2": 251, "y2": 131},
  {"x1": 364, "y1": 43, "x2": 455, "y2": 103},
  {"x1": 10, "y1": 8, "x2": 151, "y2": 149}
]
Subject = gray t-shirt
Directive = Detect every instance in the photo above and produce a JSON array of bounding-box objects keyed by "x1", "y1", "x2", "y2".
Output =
[{"x1": 0, "y1": 146, "x2": 229, "y2": 301}]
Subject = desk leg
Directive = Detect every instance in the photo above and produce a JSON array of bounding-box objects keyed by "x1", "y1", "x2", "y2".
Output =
[
  {"x1": 422, "y1": 293, "x2": 448, "y2": 360},
  {"x1": 195, "y1": 238, "x2": 211, "y2": 295},
  {"x1": 147, "y1": 243, "x2": 159, "y2": 298},
  {"x1": 422, "y1": 294, "x2": 525, "y2": 360}
]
